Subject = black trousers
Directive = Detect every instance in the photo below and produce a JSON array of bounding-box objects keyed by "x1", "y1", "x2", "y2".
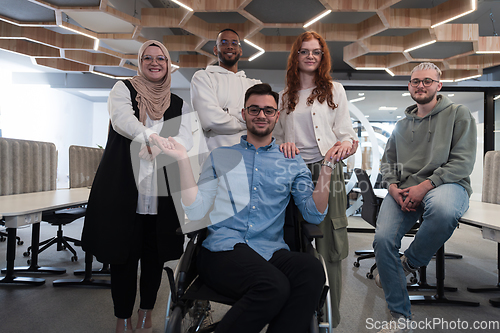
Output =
[
  {"x1": 110, "y1": 214, "x2": 164, "y2": 319},
  {"x1": 198, "y1": 244, "x2": 325, "y2": 333}
]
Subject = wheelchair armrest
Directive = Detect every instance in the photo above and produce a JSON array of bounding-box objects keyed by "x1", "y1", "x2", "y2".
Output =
[
  {"x1": 176, "y1": 226, "x2": 206, "y2": 239},
  {"x1": 301, "y1": 222, "x2": 323, "y2": 240}
]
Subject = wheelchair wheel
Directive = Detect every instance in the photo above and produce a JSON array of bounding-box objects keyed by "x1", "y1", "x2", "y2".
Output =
[{"x1": 166, "y1": 300, "x2": 213, "y2": 333}]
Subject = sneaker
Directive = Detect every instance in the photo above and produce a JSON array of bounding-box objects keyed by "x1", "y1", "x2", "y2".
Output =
[
  {"x1": 375, "y1": 255, "x2": 417, "y2": 288},
  {"x1": 377, "y1": 313, "x2": 413, "y2": 333}
]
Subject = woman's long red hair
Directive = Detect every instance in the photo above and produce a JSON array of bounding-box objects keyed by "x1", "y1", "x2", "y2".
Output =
[{"x1": 282, "y1": 31, "x2": 337, "y2": 114}]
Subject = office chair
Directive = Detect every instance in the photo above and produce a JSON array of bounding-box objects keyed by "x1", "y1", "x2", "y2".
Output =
[
  {"x1": 164, "y1": 198, "x2": 332, "y2": 333},
  {"x1": 24, "y1": 145, "x2": 103, "y2": 263},
  {"x1": 352, "y1": 168, "x2": 418, "y2": 282},
  {"x1": 0, "y1": 221, "x2": 24, "y2": 245}
]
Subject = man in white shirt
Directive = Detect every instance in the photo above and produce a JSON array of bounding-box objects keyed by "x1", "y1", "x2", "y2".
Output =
[{"x1": 190, "y1": 28, "x2": 261, "y2": 164}]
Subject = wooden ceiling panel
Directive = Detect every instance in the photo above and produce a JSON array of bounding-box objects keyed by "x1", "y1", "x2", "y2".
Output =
[{"x1": 0, "y1": 0, "x2": 498, "y2": 80}]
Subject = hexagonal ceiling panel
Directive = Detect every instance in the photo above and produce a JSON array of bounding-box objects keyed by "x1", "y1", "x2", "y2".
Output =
[{"x1": 0, "y1": 0, "x2": 498, "y2": 82}]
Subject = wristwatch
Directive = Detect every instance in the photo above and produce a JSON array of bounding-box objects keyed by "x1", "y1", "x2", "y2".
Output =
[{"x1": 321, "y1": 159, "x2": 335, "y2": 170}]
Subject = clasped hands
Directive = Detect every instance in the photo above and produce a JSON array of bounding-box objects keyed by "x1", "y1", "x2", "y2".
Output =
[
  {"x1": 389, "y1": 182, "x2": 430, "y2": 212},
  {"x1": 138, "y1": 133, "x2": 186, "y2": 161}
]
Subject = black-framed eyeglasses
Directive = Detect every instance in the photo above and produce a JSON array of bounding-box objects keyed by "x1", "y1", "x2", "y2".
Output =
[
  {"x1": 142, "y1": 55, "x2": 167, "y2": 64},
  {"x1": 245, "y1": 106, "x2": 278, "y2": 117},
  {"x1": 409, "y1": 78, "x2": 439, "y2": 87},
  {"x1": 298, "y1": 49, "x2": 323, "y2": 57},
  {"x1": 218, "y1": 39, "x2": 241, "y2": 48}
]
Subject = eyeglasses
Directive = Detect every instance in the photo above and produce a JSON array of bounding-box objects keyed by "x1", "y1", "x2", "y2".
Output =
[
  {"x1": 142, "y1": 55, "x2": 167, "y2": 64},
  {"x1": 298, "y1": 49, "x2": 323, "y2": 57},
  {"x1": 218, "y1": 39, "x2": 241, "y2": 48},
  {"x1": 245, "y1": 106, "x2": 278, "y2": 117},
  {"x1": 409, "y1": 78, "x2": 439, "y2": 87}
]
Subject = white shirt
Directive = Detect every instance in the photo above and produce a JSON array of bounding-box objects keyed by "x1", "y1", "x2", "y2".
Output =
[
  {"x1": 275, "y1": 81, "x2": 356, "y2": 158},
  {"x1": 108, "y1": 80, "x2": 193, "y2": 215},
  {"x1": 190, "y1": 65, "x2": 261, "y2": 165}
]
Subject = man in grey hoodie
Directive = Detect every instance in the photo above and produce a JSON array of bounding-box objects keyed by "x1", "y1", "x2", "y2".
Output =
[{"x1": 373, "y1": 62, "x2": 477, "y2": 332}]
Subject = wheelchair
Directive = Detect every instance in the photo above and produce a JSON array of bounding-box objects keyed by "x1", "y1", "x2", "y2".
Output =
[{"x1": 163, "y1": 199, "x2": 333, "y2": 333}]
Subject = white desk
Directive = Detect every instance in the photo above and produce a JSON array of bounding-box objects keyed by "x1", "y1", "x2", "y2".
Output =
[
  {"x1": 0, "y1": 188, "x2": 90, "y2": 285},
  {"x1": 459, "y1": 200, "x2": 500, "y2": 307},
  {"x1": 460, "y1": 200, "x2": 500, "y2": 242}
]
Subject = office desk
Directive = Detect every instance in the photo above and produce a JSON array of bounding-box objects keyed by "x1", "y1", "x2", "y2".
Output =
[
  {"x1": 0, "y1": 188, "x2": 90, "y2": 285},
  {"x1": 459, "y1": 200, "x2": 500, "y2": 307}
]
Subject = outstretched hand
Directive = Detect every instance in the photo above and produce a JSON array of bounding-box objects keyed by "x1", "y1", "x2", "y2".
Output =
[
  {"x1": 139, "y1": 145, "x2": 162, "y2": 161},
  {"x1": 156, "y1": 137, "x2": 188, "y2": 160}
]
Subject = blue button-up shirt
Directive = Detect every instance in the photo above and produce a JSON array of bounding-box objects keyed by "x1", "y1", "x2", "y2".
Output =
[{"x1": 183, "y1": 136, "x2": 327, "y2": 260}]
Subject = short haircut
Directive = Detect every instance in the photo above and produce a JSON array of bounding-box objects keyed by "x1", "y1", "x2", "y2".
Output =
[
  {"x1": 411, "y1": 62, "x2": 442, "y2": 79},
  {"x1": 245, "y1": 83, "x2": 279, "y2": 106},
  {"x1": 216, "y1": 28, "x2": 240, "y2": 41}
]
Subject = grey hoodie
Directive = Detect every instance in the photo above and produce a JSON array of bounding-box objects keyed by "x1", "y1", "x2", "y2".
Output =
[{"x1": 381, "y1": 95, "x2": 477, "y2": 196}]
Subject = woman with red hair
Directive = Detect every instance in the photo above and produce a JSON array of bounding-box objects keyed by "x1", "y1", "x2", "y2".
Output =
[{"x1": 275, "y1": 31, "x2": 357, "y2": 328}]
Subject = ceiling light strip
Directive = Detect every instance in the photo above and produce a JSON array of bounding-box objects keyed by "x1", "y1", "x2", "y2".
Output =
[
  {"x1": 476, "y1": 51, "x2": 500, "y2": 54},
  {"x1": 59, "y1": 23, "x2": 98, "y2": 40},
  {"x1": 91, "y1": 70, "x2": 132, "y2": 80},
  {"x1": 171, "y1": 0, "x2": 194, "y2": 12},
  {"x1": 385, "y1": 68, "x2": 395, "y2": 76},
  {"x1": 349, "y1": 97, "x2": 365, "y2": 103},
  {"x1": 355, "y1": 67, "x2": 386, "y2": 70},
  {"x1": 431, "y1": 0, "x2": 477, "y2": 28},
  {"x1": 303, "y1": 10, "x2": 331, "y2": 28},
  {"x1": 494, "y1": 95, "x2": 500, "y2": 101},
  {"x1": 454, "y1": 74, "x2": 482, "y2": 82},
  {"x1": 245, "y1": 39, "x2": 265, "y2": 61},
  {"x1": 404, "y1": 40, "x2": 437, "y2": 53}
]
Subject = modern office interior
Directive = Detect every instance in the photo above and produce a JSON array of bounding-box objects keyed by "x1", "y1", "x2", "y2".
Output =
[{"x1": 1, "y1": 0, "x2": 500, "y2": 332}]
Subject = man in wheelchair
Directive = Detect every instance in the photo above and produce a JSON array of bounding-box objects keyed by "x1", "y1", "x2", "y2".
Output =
[{"x1": 158, "y1": 83, "x2": 343, "y2": 333}]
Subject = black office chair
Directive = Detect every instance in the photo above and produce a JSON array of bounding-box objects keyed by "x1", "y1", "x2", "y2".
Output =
[
  {"x1": 0, "y1": 220, "x2": 23, "y2": 245},
  {"x1": 164, "y1": 198, "x2": 331, "y2": 333},
  {"x1": 23, "y1": 207, "x2": 86, "y2": 262},
  {"x1": 352, "y1": 168, "x2": 418, "y2": 282},
  {"x1": 24, "y1": 145, "x2": 103, "y2": 263}
]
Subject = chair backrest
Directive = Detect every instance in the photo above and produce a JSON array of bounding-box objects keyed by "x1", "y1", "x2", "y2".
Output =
[
  {"x1": 354, "y1": 168, "x2": 379, "y2": 227},
  {"x1": 0, "y1": 137, "x2": 57, "y2": 196},
  {"x1": 69, "y1": 145, "x2": 104, "y2": 189},
  {"x1": 482, "y1": 150, "x2": 500, "y2": 204}
]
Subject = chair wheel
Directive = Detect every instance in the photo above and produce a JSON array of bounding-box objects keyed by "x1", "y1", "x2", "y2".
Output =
[
  {"x1": 0, "y1": 237, "x2": 6, "y2": 242},
  {"x1": 353, "y1": 262, "x2": 360, "y2": 267},
  {"x1": 366, "y1": 272, "x2": 374, "y2": 279},
  {"x1": 23, "y1": 251, "x2": 30, "y2": 257},
  {"x1": 27, "y1": 259, "x2": 31, "y2": 265},
  {"x1": 17, "y1": 240, "x2": 24, "y2": 245},
  {"x1": 71, "y1": 256, "x2": 78, "y2": 262},
  {"x1": 410, "y1": 276, "x2": 418, "y2": 284}
]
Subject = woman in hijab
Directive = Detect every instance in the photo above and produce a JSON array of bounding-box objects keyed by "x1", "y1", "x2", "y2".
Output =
[{"x1": 82, "y1": 40, "x2": 192, "y2": 333}]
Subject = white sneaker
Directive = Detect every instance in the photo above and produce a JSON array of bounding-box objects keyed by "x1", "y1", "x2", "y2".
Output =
[
  {"x1": 375, "y1": 255, "x2": 417, "y2": 288},
  {"x1": 377, "y1": 320, "x2": 413, "y2": 333},
  {"x1": 377, "y1": 314, "x2": 414, "y2": 333}
]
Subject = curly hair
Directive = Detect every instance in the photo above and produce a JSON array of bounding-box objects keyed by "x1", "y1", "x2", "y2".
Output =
[{"x1": 282, "y1": 31, "x2": 336, "y2": 114}]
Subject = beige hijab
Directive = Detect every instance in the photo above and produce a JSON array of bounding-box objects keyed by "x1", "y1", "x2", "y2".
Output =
[{"x1": 130, "y1": 40, "x2": 172, "y2": 124}]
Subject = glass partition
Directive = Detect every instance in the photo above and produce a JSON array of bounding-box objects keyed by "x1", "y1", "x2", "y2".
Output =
[{"x1": 345, "y1": 89, "x2": 484, "y2": 202}]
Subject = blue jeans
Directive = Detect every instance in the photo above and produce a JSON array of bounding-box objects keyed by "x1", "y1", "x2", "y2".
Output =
[{"x1": 373, "y1": 183, "x2": 469, "y2": 318}]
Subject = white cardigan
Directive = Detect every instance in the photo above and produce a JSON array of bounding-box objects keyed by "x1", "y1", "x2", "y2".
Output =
[{"x1": 275, "y1": 81, "x2": 356, "y2": 157}]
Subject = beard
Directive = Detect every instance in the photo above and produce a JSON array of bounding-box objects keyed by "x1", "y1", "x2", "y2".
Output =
[
  {"x1": 247, "y1": 119, "x2": 276, "y2": 138},
  {"x1": 219, "y1": 51, "x2": 240, "y2": 68},
  {"x1": 411, "y1": 89, "x2": 437, "y2": 105}
]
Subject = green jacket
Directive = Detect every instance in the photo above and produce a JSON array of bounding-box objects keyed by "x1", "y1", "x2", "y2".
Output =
[{"x1": 381, "y1": 94, "x2": 477, "y2": 196}]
